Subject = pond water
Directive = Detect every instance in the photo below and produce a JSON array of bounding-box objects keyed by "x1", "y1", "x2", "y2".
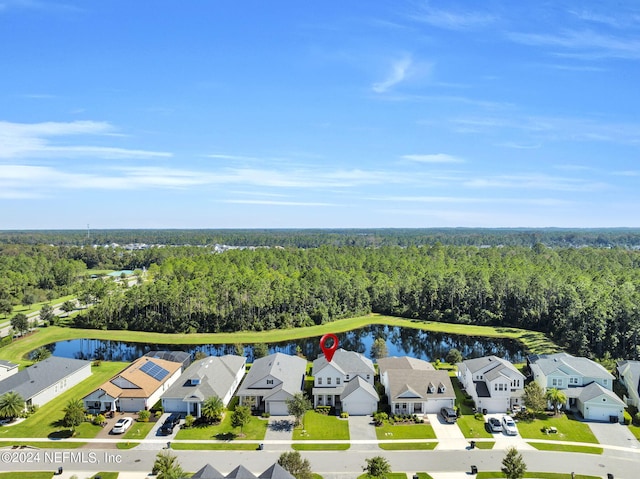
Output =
[{"x1": 41, "y1": 325, "x2": 526, "y2": 363}]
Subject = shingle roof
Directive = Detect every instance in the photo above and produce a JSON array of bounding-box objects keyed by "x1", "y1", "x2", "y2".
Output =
[
  {"x1": 161, "y1": 355, "x2": 245, "y2": 403},
  {"x1": 377, "y1": 356, "x2": 434, "y2": 376},
  {"x1": 190, "y1": 464, "x2": 226, "y2": 479},
  {"x1": 145, "y1": 350, "x2": 192, "y2": 368},
  {"x1": 341, "y1": 375, "x2": 379, "y2": 400},
  {"x1": 387, "y1": 369, "x2": 454, "y2": 401},
  {"x1": 312, "y1": 349, "x2": 375, "y2": 377},
  {"x1": 0, "y1": 357, "x2": 90, "y2": 401},
  {"x1": 0, "y1": 360, "x2": 18, "y2": 370},
  {"x1": 258, "y1": 463, "x2": 295, "y2": 479},
  {"x1": 578, "y1": 382, "x2": 626, "y2": 406},
  {"x1": 531, "y1": 353, "x2": 613, "y2": 380},
  {"x1": 227, "y1": 465, "x2": 257, "y2": 479},
  {"x1": 237, "y1": 353, "x2": 306, "y2": 397},
  {"x1": 617, "y1": 360, "x2": 640, "y2": 397}
]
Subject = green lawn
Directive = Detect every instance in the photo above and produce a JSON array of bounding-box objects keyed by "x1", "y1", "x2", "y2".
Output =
[
  {"x1": 456, "y1": 415, "x2": 493, "y2": 439},
  {"x1": 174, "y1": 413, "x2": 267, "y2": 441},
  {"x1": 0, "y1": 314, "x2": 561, "y2": 364},
  {"x1": 451, "y1": 377, "x2": 475, "y2": 415},
  {"x1": 116, "y1": 442, "x2": 139, "y2": 449},
  {"x1": 374, "y1": 422, "x2": 436, "y2": 440},
  {"x1": 358, "y1": 474, "x2": 407, "y2": 479},
  {"x1": 293, "y1": 411, "x2": 350, "y2": 440},
  {"x1": 122, "y1": 421, "x2": 155, "y2": 440},
  {"x1": 0, "y1": 361, "x2": 127, "y2": 439},
  {"x1": 628, "y1": 423, "x2": 640, "y2": 440},
  {"x1": 378, "y1": 442, "x2": 437, "y2": 450},
  {"x1": 476, "y1": 473, "x2": 601, "y2": 479},
  {"x1": 171, "y1": 442, "x2": 260, "y2": 450},
  {"x1": 415, "y1": 474, "x2": 434, "y2": 479},
  {"x1": 516, "y1": 413, "x2": 599, "y2": 443},
  {"x1": 292, "y1": 443, "x2": 350, "y2": 450},
  {"x1": 0, "y1": 473, "x2": 55, "y2": 479},
  {"x1": 528, "y1": 442, "x2": 603, "y2": 454}
]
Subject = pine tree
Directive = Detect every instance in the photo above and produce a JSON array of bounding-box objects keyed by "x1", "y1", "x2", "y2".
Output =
[{"x1": 501, "y1": 446, "x2": 527, "y2": 479}]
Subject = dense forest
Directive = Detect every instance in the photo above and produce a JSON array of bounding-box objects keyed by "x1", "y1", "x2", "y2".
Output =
[
  {"x1": 1, "y1": 235, "x2": 639, "y2": 361},
  {"x1": 2, "y1": 228, "x2": 640, "y2": 248}
]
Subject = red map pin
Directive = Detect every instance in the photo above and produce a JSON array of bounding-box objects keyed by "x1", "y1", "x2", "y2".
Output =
[{"x1": 320, "y1": 333, "x2": 339, "y2": 362}]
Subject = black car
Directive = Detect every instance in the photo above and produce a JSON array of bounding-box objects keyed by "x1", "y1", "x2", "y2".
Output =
[
  {"x1": 159, "y1": 413, "x2": 181, "y2": 435},
  {"x1": 440, "y1": 407, "x2": 457, "y2": 423}
]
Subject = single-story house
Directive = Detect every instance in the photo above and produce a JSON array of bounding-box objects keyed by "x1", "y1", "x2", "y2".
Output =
[
  {"x1": 378, "y1": 356, "x2": 454, "y2": 414},
  {"x1": 617, "y1": 360, "x2": 640, "y2": 408},
  {"x1": 457, "y1": 356, "x2": 525, "y2": 413},
  {"x1": 0, "y1": 360, "x2": 19, "y2": 381},
  {"x1": 83, "y1": 356, "x2": 182, "y2": 414},
  {"x1": 236, "y1": 352, "x2": 306, "y2": 416},
  {"x1": 0, "y1": 357, "x2": 91, "y2": 409},
  {"x1": 312, "y1": 348, "x2": 379, "y2": 415},
  {"x1": 565, "y1": 382, "x2": 625, "y2": 423},
  {"x1": 186, "y1": 463, "x2": 294, "y2": 479},
  {"x1": 161, "y1": 355, "x2": 246, "y2": 417}
]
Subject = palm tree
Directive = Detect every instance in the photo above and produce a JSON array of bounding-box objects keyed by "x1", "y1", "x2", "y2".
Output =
[
  {"x1": 63, "y1": 398, "x2": 86, "y2": 433},
  {"x1": 201, "y1": 396, "x2": 224, "y2": 424},
  {"x1": 0, "y1": 391, "x2": 24, "y2": 420},
  {"x1": 545, "y1": 388, "x2": 567, "y2": 416},
  {"x1": 153, "y1": 451, "x2": 184, "y2": 479}
]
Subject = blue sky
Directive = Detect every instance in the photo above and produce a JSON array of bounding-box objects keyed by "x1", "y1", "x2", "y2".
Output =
[{"x1": 1, "y1": 1, "x2": 639, "y2": 229}]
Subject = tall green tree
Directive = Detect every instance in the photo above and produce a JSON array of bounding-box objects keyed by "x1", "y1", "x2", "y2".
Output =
[
  {"x1": 39, "y1": 303, "x2": 55, "y2": 325},
  {"x1": 545, "y1": 388, "x2": 567, "y2": 416},
  {"x1": 201, "y1": 396, "x2": 224, "y2": 424},
  {"x1": 63, "y1": 398, "x2": 85, "y2": 433},
  {"x1": 31, "y1": 347, "x2": 51, "y2": 362},
  {"x1": 363, "y1": 456, "x2": 391, "y2": 479},
  {"x1": 286, "y1": 392, "x2": 311, "y2": 427},
  {"x1": 0, "y1": 299, "x2": 12, "y2": 319},
  {"x1": 370, "y1": 338, "x2": 388, "y2": 359},
  {"x1": 523, "y1": 382, "x2": 546, "y2": 413},
  {"x1": 10, "y1": 313, "x2": 28, "y2": 336},
  {"x1": 61, "y1": 300, "x2": 76, "y2": 317},
  {"x1": 152, "y1": 451, "x2": 184, "y2": 479},
  {"x1": 445, "y1": 348, "x2": 463, "y2": 365},
  {"x1": 231, "y1": 405, "x2": 252, "y2": 433},
  {"x1": 253, "y1": 343, "x2": 269, "y2": 359},
  {"x1": 0, "y1": 391, "x2": 24, "y2": 420},
  {"x1": 501, "y1": 446, "x2": 527, "y2": 479},
  {"x1": 278, "y1": 451, "x2": 313, "y2": 479}
]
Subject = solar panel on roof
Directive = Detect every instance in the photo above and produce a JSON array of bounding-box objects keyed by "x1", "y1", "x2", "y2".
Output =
[{"x1": 140, "y1": 361, "x2": 169, "y2": 381}]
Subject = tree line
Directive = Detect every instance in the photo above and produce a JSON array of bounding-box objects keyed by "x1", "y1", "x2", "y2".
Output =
[{"x1": 73, "y1": 244, "x2": 640, "y2": 360}]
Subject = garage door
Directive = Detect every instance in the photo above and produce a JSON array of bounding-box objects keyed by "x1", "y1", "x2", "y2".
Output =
[
  {"x1": 586, "y1": 406, "x2": 616, "y2": 422},
  {"x1": 268, "y1": 401, "x2": 289, "y2": 416},
  {"x1": 343, "y1": 399, "x2": 375, "y2": 416},
  {"x1": 425, "y1": 399, "x2": 454, "y2": 414}
]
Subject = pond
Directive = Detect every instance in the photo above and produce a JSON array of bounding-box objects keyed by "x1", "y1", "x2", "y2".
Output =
[{"x1": 40, "y1": 325, "x2": 527, "y2": 363}]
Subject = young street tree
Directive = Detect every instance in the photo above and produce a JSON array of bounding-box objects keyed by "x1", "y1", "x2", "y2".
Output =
[
  {"x1": 0, "y1": 391, "x2": 24, "y2": 420},
  {"x1": 545, "y1": 388, "x2": 567, "y2": 416},
  {"x1": 201, "y1": 396, "x2": 225, "y2": 424},
  {"x1": 231, "y1": 405, "x2": 252, "y2": 433},
  {"x1": 363, "y1": 455, "x2": 391, "y2": 479},
  {"x1": 286, "y1": 392, "x2": 312, "y2": 427},
  {"x1": 278, "y1": 451, "x2": 313, "y2": 479},
  {"x1": 501, "y1": 446, "x2": 527, "y2": 479},
  {"x1": 10, "y1": 313, "x2": 29, "y2": 336},
  {"x1": 39, "y1": 303, "x2": 55, "y2": 325},
  {"x1": 152, "y1": 451, "x2": 185, "y2": 479},
  {"x1": 523, "y1": 382, "x2": 546, "y2": 413},
  {"x1": 61, "y1": 300, "x2": 76, "y2": 317}
]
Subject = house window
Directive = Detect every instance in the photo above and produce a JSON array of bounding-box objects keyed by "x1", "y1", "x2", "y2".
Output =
[
  {"x1": 318, "y1": 377, "x2": 322, "y2": 385},
  {"x1": 367, "y1": 374, "x2": 370, "y2": 380},
  {"x1": 604, "y1": 379, "x2": 609, "y2": 386},
  {"x1": 438, "y1": 386, "x2": 445, "y2": 393},
  {"x1": 552, "y1": 378, "x2": 562, "y2": 387},
  {"x1": 346, "y1": 375, "x2": 350, "y2": 380},
  {"x1": 570, "y1": 377, "x2": 579, "y2": 385},
  {"x1": 336, "y1": 377, "x2": 341, "y2": 385},
  {"x1": 395, "y1": 403, "x2": 400, "y2": 410},
  {"x1": 267, "y1": 379, "x2": 274, "y2": 385},
  {"x1": 327, "y1": 377, "x2": 332, "y2": 385}
]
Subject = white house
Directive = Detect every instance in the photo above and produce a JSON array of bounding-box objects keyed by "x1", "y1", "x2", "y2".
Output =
[
  {"x1": 161, "y1": 355, "x2": 246, "y2": 417},
  {"x1": 236, "y1": 352, "x2": 307, "y2": 416},
  {"x1": 528, "y1": 352, "x2": 622, "y2": 422},
  {"x1": 378, "y1": 356, "x2": 454, "y2": 414},
  {"x1": 83, "y1": 356, "x2": 182, "y2": 414},
  {"x1": 457, "y1": 356, "x2": 525, "y2": 413},
  {"x1": 617, "y1": 360, "x2": 640, "y2": 408},
  {"x1": 0, "y1": 357, "x2": 91, "y2": 409},
  {"x1": 311, "y1": 349, "x2": 378, "y2": 416}
]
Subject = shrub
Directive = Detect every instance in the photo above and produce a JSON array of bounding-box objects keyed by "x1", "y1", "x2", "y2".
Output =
[
  {"x1": 633, "y1": 412, "x2": 640, "y2": 427},
  {"x1": 184, "y1": 414, "x2": 195, "y2": 428},
  {"x1": 340, "y1": 412, "x2": 349, "y2": 419},
  {"x1": 155, "y1": 410, "x2": 163, "y2": 419},
  {"x1": 474, "y1": 412, "x2": 484, "y2": 421},
  {"x1": 92, "y1": 360, "x2": 102, "y2": 367},
  {"x1": 315, "y1": 406, "x2": 331, "y2": 415},
  {"x1": 93, "y1": 414, "x2": 106, "y2": 426},
  {"x1": 373, "y1": 412, "x2": 388, "y2": 426},
  {"x1": 261, "y1": 412, "x2": 271, "y2": 418},
  {"x1": 85, "y1": 414, "x2": 95, "y2": 424},
  {"x1": 138, "y1": 410, "x2": 151, "y2": 422}
]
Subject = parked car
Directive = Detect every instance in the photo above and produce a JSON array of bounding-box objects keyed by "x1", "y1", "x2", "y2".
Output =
[
  {"x1": 111, "y1": 417, "x2": 133, "y2": 434},
  {"x1": 501, "y1": 415, "x2": 518, "y2": 435},
  {"x1": 159, "y1": 413, "x2": 181, "y2": 436},
  {"x1": 488, "y1": 417, "x2": 502, "y2": 432},
  {"x1": 440, "y1": 407, "x2": 457, "y2": 423}
]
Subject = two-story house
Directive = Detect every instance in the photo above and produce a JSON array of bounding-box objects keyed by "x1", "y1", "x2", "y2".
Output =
[
  {"x1": 378, "y1": 356, "x2": 454, "y2": 415},
  {"x1": 311, "y1": 349, "x2": 378, "y2": 416},
  {"x1": 528, "y1": 352, "x2": 624, "y2": 422},
  {"x1": 617, "y1": 360, "x2": 640, "y2": 408},
  {"x1": 236, "y1": 352, "x2": 307, "y2": 416},
  {"x1": 457, "y1": 356, "x2": 525, "y2": 414}
]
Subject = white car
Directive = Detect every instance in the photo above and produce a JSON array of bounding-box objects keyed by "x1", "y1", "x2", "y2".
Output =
[
  {"x1": 111, "y1": 417, "x2": 133, "y2": 434},
  {"x1": 501, "y1": 415, "x2": 518, "y2": 436}
]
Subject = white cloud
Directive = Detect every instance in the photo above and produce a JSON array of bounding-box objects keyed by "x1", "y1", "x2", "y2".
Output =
[
  {"x1": 372, "y1": 56, "x2": 412, "y2": 93},
  {"x1": 223, "y1": 199, "x2": 334, "y2": 207},
  {"x1": 463, "y1": 174, "x2": 608, "y2": 192},
  {"x1": 410, "y1": 6, "x2": 496, "y2": 31},
  {"x1": 402, "y1": 153, "x2": 464, "y2": 163}
]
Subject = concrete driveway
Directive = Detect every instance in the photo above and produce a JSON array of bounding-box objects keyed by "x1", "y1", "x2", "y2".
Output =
[
  {"x1": 588, "y1": 421, "x2": 640, "y2": 449},
  {"x1": 348, "y1": 415, "x2": 377, "y2": 450}
]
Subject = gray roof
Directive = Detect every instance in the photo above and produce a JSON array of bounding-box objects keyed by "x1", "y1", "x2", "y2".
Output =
[
  {"x1": 145, "y1": 350, "x2": 192, "y2": 368},
  {"x1": 377, "y1": 357, "x2": 434, "y2": 376},
  {"x1": 161, "y1": 355, "x2": 245, "y2": 403},
  {"x1": 578, "y1": 382, "x2": 626, "y2": 405},
  {"x1": 0, "y1": 356, "x2": 90, "y2": 400},
  {"x1": 190, "y1": 464, "x2": 226, "y2": 479},
  {"x1": 460, "y1": 356, "x2": 523, "y2": 379},
  {"x1": 617, "y1": 360, "x2": 640, "y2": 397},
  {"x1": 237, "y1": 353, "x2": 306, "y2": 397},
  {"x1": 227, "y1": 465, "x2": 257, "y2": 479},
  {"x1": 258, "y1": 463, "x2": 295, "y2": 479},
  {"x1": 341, "y1": 375, "x2": 379, "y2": 400},
  {"x1": 387, "y1": 369, "x2": 454, "y2": 401},
  {"x1": 530, "y1": 353, "x2": 613, "y2": 380},
  {"x1": 0, "y1": 360, "x2": 18, "y2": 370},
  {"x1": 312, "y1": 349, "x2": 374, "y2": 377}
]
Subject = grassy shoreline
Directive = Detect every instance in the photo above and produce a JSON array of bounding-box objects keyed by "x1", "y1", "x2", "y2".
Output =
[{"x1": 0, "y1": 314, "x2": 560, "y2": 362}]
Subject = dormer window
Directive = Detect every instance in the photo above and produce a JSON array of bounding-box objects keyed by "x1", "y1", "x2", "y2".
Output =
[
  {"x1": 428, "y1": 383, "x2": 435, "y2": 394},
  {"x1": 267, "y1": 379, "x2": 274, "y2": 385},
  {"x1": 438, "y1": 384, "x2": 446, "y2": 393}
]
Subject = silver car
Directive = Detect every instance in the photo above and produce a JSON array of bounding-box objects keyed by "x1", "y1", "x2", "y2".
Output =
[
  {"x1": 111, "y1": 417, "x2": 133, "y2": 434},
  {"x1": 488, "y1": 417, "x2": 502, "y2": 432},
  {"x1": 501, "y1": 415, "x2": 518, "y2": 435}
]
